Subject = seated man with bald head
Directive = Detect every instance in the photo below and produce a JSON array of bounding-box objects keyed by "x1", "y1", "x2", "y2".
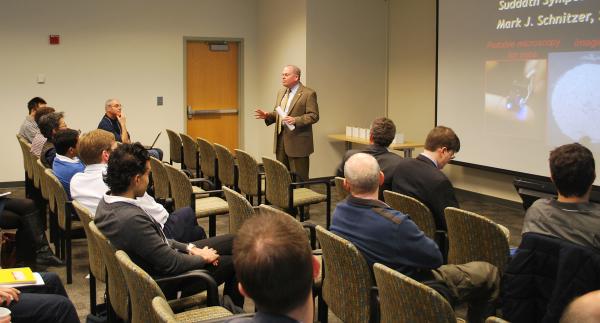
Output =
[{"x1": 331, "y1": 153, "x2": 500, "y2": 323}]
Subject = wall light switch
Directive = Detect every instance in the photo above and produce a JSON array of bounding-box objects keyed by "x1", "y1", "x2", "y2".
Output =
[
  {"x1": 37, "y1": 74, "x2": 46, "y2": 84},
  {"x1": 157, "y1": 96, "x2": 163, "y2": 106}
]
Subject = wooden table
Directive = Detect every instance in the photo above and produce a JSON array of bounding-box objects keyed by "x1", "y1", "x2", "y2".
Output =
[{"x1": 328, "y1": 134, "x2": 424, "y2": 157}]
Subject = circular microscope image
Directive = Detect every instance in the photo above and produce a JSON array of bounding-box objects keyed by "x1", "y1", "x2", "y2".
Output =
[{"x1": 551, "y1": 63, "x2": 600, "y2": 143}]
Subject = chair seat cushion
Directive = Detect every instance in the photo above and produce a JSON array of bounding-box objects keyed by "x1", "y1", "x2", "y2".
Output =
[
  {"x1": 292, "y1": 188, "x2": 326, "y2": 207},
  {"x1": 194, "y1": 197, "x2": 229, "y2": 217},
  {"x1": 174, "y1": 306, "x2": 232, "y2": 322},
  {"x1": 168, "y1": 292, "x2": 207, "y2": 312}
]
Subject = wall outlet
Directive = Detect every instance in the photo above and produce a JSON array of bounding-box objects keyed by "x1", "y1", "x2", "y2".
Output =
[{"x1": 157, "y1": 96, "x2": 163, "y2": 106}]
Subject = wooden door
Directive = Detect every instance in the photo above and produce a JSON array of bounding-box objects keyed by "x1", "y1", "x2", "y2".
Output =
[{"x1": 186, "y1": 41, "x2": 239, "y2": 151}]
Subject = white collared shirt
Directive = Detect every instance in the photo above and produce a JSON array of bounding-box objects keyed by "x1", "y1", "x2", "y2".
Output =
[
  {"x1": 70, "y1": 163, "x2": 169, "y2": 227},
  {"x1": 419, "y1": 153, "x2": 438, "y2": 168}
]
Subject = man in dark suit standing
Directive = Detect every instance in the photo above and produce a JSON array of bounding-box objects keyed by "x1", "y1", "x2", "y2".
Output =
[
  {"x1": 391, "y1": 126, "x2": 460, "y2": 231},
  {"x1": 254, "y1": 65, "x2": 319, "y2": 182}
]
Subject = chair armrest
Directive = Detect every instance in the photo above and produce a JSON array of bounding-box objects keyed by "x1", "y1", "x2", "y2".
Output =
[
  {"x1": 155, "y1": 269, "x2": 220, "y2": 306},
  {"x1": 193, "y1": 189, "x2": 224, "y2": 198},
  {"x1": 290, "y1": 176, "x2": 334, "y2": 188},
  {"x1": 190, "y1": 178, "x2": 216, "y2": 190},
  {"x1": 197, "y1": 313, "x2": 255, "y2": 323},
  {"x1": 302, "y1": 222, "x2": 317, "y2": 250}
]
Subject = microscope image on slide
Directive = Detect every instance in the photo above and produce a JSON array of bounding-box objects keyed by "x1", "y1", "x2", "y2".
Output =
[
  {"x1": 484, "y1": 59, "x2": 547, "y2": 138},
  {"x1": 548, "y1": 51, "x2": 600, "y2": 146}
]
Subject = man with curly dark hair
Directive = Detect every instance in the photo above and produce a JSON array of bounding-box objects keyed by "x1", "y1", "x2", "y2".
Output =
[
  {"x1": 522, "y1": 143, "x2": 600, "y2": 249},
  {"x1": 94, "y1": 143, "x2": 242, "y2": 305}
]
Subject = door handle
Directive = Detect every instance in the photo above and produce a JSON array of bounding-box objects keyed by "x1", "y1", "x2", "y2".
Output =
[{"x1": 187, "y1": 106, "x2": 238, "y2": 119}]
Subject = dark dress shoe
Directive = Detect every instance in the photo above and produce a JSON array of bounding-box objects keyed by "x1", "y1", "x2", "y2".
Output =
[{"x1": 36, "y1": 254, "x2": 65, "y2": 267}]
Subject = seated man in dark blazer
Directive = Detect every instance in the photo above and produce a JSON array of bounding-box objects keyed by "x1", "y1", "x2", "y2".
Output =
[
  {"x1": 94, "y1": 143, "x2": 242, "y2": 306},
  {"x1": 391, "y1": 125, "x2": 460, "y2": 231},
  {"x1": 336, "y1": 117, "x2": 402, "y2": 200}
]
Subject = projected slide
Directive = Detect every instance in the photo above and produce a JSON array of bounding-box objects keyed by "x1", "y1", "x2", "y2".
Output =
[{"x1": 438, "y1": 0, "x2": 600, "y2": 183}]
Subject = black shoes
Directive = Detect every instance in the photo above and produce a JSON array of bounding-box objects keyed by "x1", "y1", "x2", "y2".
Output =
[{"x1": 36, "y1": 253, "x2": 64, "y2": 267}]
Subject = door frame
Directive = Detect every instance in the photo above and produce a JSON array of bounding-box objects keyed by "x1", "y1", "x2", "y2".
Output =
[{"x1": 182, "y1": 37, "x2": 245, "y2": 148}]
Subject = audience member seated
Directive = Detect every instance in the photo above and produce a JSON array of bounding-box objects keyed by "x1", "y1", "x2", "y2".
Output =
[
  {"x1": 94, "y1": 143, "x2": 242, "y2": 305},
  {"x1": 18, "y1": 97, "x2": 47, "y2": 143},
  {"x1": 98, "y1": 98, "x2": 163, "y2": 160},
  {"x1": 0, "y1": 197, "x2": 62, "y2": 268},
  {"x1": 30, "y1": 107, "x2": 56, "y2": 157},
  {"x1": 560, "y1": 290, "x2": 600, "y2": 323},
  {"x1": 331, "y1": 153, "x2": 499, "y2": 323},
  {"x1": 38, "y1": 112, "x2": 67, "y2": 168},
  {"x1": 336, "y1": 117, "x2": 402, "y2": 200},
  {"x1": 52, "y1": 129, "x2": 84, "y2": 200},
  {"x1": 229, "y1": 211, "x2": 320, "y2": 323},
  {"x1": 523, "y1": 143, "x2": 600, "y2": 249},
  {"x1": 0, "y1": 272, "x2": 79, "y2": 323},
  {"x1": 71, "y1": 130, "x2": 206, "y2": 243},
  {"x1": 391, "y1": 125, "x2": 460, "y2": 231}
]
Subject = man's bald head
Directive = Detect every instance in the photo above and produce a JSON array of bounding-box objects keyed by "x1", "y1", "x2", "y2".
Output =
[
  {"x1": 561, "y1": 290, "x2": 600, "y2": 323},
  {"x1": 344, "y1": 153, "x2": 381, "y2": 195}
]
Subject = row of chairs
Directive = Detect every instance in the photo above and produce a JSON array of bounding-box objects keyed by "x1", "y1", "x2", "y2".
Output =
[
  {"x1": 316, "y1": 206, "x2": 510, "y2": 323},
  {"x1": 16, "y1": 135, "x2": 83, "y2": 284},
  {"x1": 161, "y1": 130, "x2": 333, "y2": 228},
  {"x1": 73, "y1": 200, "x2": 234, "y2": 322}
]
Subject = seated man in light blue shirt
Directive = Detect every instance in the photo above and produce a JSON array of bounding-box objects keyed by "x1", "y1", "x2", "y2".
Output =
[{"x1": 52, "y1": 129, "x2": 84, "y2": 199}]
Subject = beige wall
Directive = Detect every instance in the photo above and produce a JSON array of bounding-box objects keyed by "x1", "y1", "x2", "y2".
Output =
[
  {"x1": 387, "y1": 0, "x2": 520, "y2": 202},
  {"x1": 1, "y1": 0, "x2": 260, "y2": 182},
  {"x1": 306, "y1": 0, "x2": 389, "y2": 177}
]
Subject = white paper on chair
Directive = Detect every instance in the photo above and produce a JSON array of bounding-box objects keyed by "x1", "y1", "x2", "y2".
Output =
[{"x1": 276, "y1": 106, "x2": 295, "y2": 131}]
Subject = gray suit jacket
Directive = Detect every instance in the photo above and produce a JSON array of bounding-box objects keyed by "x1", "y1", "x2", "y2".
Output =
[{"x1": 265, "y1": 83, "x2": 319, "y2": 157}]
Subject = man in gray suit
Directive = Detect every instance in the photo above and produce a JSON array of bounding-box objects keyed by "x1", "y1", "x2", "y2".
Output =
[{"x1": 255, "y1": 65, "x2": 319, "y2": 182}]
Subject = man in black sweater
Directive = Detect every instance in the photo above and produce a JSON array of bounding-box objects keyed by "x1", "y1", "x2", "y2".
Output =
[{"x1": 94, "y1": 142, "x2": 242, "y2": 305}]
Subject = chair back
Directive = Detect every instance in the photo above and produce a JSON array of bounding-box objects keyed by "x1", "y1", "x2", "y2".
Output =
[
  {"x1": 17, "y1": 136, "x2": 33, "y2": 180},
  {"x1": 444, "y1": 207, "x2": 510, "y2": 272},
  {"x1": 44, "y1": 169, "x2": 57, "y2": 214},
  {"x1": 30, "y1": 152, "x2": 41, "y2": 190},
  {"x1": 234, "y1": 149, "x2": 260, "y2": 197},
  {"x1": 89, "y1": 222, "x2": 129, "y2": 321},
  {"x1": 46, "y1": 169, "x2": 70, "y2": 229},
  {"x1": 165, "y1": 129, "x2": 183, "y2": 164},
  {"x1": 197, "y1": 137, "x2": 217, "y2": 179},
  {"x1": 149, "y1": 157, "x2": 171, "y2": 200},
  {"x1": 334, "y1": 176, "x2": 349, "y2": 200},
  {"x1": 180, "y1": 133, "x2": 199, "y2": 175},
  {"x1": 35, "y1": 159, "x2": 50, "y2": 200},
  {"x1": 164, "y1": 163, "x2": 193, "y2": 210},
  {"x1": 383, "y1": 190, "x2": 436, "y2": 240},
  {"x1": 262, "y1": 157, "x2": 291, "y2": 209},
  {"x1": 116, "y1": 250, "x2": 166, "y2": 323},
  {"x1": 223, "y1": 186, "x2": 255, "y2": 234},
  {"x1": 316, "y1": 225, "x2": 374, "y2": 323},
  {"x1": 373, "y1": 263, "x2": 455, "y2": 323},
  {"x1": 72, "y1": 201, "x2": 106, "y2": 284},
  {"x1": 214, "y1": 143, "x2": 235, "y2": 188}
]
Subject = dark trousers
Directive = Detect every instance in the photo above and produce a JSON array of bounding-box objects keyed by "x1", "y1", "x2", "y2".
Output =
[
  {"x1": 163, "y1": 207, "x2": 207, "y2": 243},
  {"x1": 160, "y1": 234, "x2": 243, "y2": 307},
  {"x1": 0, "y1": 198, "x2": 43, "y2": 266},
  {"x1": 10, "y1": 272, "x2": 79, "y2": 323}
]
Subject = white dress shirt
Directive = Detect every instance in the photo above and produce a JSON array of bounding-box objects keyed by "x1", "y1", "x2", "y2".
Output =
[{"x1": 70, "y1": 163, "x2": 169, "y2": 227}]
